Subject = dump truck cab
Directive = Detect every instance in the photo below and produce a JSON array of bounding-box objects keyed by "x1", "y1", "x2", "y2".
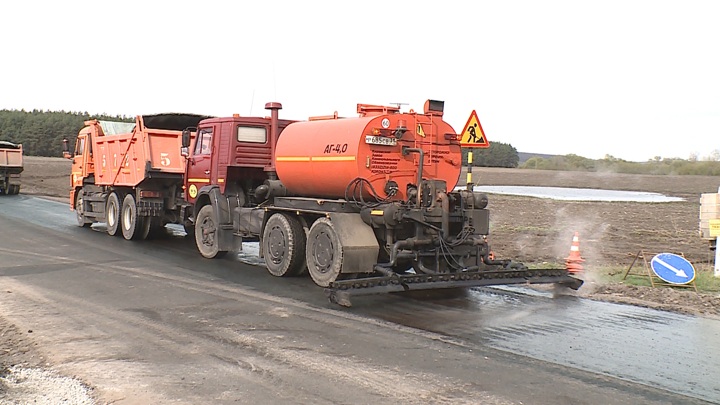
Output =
[{"x1": 64, "y1": 121, "x2": 102, "y2": 207}]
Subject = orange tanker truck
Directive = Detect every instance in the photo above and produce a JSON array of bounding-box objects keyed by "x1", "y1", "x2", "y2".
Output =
[
  {"x1": 0, "y1": 141, "x2": 23, "y2": 195},
  {"x1": 181, "y1": 100, "x2": 582, "y2": 305},
  {"x1": 63, "y1": 114, "x2": 209, "y2": 238}
]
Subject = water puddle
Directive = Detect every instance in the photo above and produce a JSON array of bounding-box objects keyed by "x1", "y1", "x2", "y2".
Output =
[{"x1": 467, "y1": 185, "x2": 683, "y2": 202}]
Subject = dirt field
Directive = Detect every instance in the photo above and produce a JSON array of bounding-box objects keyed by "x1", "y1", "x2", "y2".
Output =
[
  {"x1": 11, "y1": 156, "x2": 720, "y2": 318},
  {"x1": 3, "y1": 156, "x2": 720, "y2": 402}
]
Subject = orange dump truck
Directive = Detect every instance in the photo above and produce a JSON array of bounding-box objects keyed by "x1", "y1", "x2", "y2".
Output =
[
  {"x1": 0, "y1": 141, "x2": 23, "y2": 195},
  {"x1": 63, "y1": 114, "x2": 208, "y2": 239}
]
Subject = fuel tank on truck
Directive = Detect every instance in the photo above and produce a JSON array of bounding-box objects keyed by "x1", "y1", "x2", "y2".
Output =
[{"x1": 274, "y1": 100, "x2": 462, "y2": 201}]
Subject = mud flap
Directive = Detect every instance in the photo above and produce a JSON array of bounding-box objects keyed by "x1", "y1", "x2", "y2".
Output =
[
  {"x1": 327, "y1": 213, "x2": 379, "y2": 274},
  {"x1": 199, "y1": 185, "x2": 234, "y2": 252}
]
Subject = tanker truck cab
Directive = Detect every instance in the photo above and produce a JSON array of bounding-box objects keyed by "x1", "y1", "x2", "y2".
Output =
[{"x1": 184, "y1": 103, "x2": 296, "y2": 259}]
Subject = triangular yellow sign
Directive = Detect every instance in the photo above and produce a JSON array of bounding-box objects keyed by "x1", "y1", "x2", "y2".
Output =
[{"x1": 459, "y1": 110, "x2": 489, "y2": 148}]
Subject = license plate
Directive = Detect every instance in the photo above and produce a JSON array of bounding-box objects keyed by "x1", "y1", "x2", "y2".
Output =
[{"x1": 365, "y1": 135, "x2": 397, "y2": 146}]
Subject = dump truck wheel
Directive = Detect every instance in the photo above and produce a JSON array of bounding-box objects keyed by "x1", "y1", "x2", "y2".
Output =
[
  {"x1": 144, "y1": 217, "x2": 167, "y2": 240},
  {"x1": 75, "y1": 193, "x2": 92, "y2": 228},
  {"x1": 306, "y1": 218, "x2": 343, "y2": 287},
  {"x1": 195, "y1": 205, "x2": 227, "y2": 258},
  {"x1": 106, "y1": 192, "x2": 122, "y2": 236},
  {"x1": 121, "y1": 194, "x2": 145, "y2": 240},
  {"x1": 263, "y1": 213, "x2": 307, "y2": 277},
  {"x1": 139, "y1": 216, "x2": 152, "y2": 240},
  {"x1": 9, "y1": 185, "x2": 20, "y2": 195}
]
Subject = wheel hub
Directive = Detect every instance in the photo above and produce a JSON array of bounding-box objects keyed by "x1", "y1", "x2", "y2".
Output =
[
  {"x1": 313, "y1": 232, "x2": 333, "y2": 274},
  {"x1": 268, "y1": 227, "x2": 286, "y2": 265},
  {"x1": 201, "y1": 218, "x2": 215, "y2": 246}
]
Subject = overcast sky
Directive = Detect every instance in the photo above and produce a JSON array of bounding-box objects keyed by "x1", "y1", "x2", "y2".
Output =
[{"x1": 1, "y1": 1, "x2": 717, "y2": 162}]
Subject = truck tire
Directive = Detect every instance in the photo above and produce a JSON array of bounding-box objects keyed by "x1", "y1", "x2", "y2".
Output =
[
  {"x1": 9, "y1": 185, "x2": 19, "y2": 195},
  {"x1": 75, "y1": 192, "x2": 92, "y2": 228},
  {"x1": 306, "y1": 218, "x2": 343, "y2": 287},
  {"x1": 106, "y1": 192, "x2": 122, "y2": 236},
  {"x1": 143, "y1": 217, "x2": 166, "y2": 240},
  {"x1": 121, "y1": 194, "x2": 145, "y2": 240},
  {"x1": 262, "y1": 213, "x2": 307, "y2": 277},
  {"x1": 195, "y1": 204, "x2": 227, "y2": 259}
]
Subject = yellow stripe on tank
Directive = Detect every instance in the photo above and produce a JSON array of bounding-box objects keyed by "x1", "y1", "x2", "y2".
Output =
[
  {"x1": 311, "y1": 156, "x2": 356, "y2": 162},
  {"x1": 276, "y1": 156, "x2": 311, "y2": 162},
  {"x1": 276, "y1": 156, "x2": 356, "y2": 162}
]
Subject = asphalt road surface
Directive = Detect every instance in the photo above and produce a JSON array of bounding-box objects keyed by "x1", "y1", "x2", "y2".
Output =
[{"x1": 1, "y1": 195, "x2": 718, "y2": 405}]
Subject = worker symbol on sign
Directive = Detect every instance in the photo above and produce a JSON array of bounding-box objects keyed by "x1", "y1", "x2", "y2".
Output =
[
  {"x1": 467, "y1": 123, "x2": 482, "y2": 143},
  {"x1": 459, "y1": 110, "x2": 489, "y2": 148}
]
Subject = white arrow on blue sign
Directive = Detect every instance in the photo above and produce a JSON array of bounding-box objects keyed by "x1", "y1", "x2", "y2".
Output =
[{"x1": 650, "y1": 253, "x2": 696, "y2": 285}]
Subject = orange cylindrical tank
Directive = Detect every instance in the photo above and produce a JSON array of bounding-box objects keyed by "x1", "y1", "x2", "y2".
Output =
[{"x1": 275, "y1": 108, "x2": 462, "y2": 201}]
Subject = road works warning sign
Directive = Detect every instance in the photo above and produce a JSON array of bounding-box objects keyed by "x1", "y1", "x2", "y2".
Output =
[{"x1": 459, "y1": 110, "x2": 489, "y2": 148}]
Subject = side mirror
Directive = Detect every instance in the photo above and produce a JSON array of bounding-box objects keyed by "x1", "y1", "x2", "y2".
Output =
[
  {"x1": 181, "y1": 129, "x2": 191, "y2": 148},
  {"x1": 62, "y1": 138, "x2": 73, "y2": 159}
]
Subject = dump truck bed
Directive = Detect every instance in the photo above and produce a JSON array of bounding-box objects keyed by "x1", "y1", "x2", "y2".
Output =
[
  {"x1": 91, "y1": 114, "x2": 205, "y2": 187},
  {"x1": 0, "y1": 141, "x2": 23, "y2": 172}
]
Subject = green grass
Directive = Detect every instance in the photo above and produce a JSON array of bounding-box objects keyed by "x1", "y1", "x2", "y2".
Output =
[{"x1": 588, "y1": 264, "x2": 720, "y2": 292}]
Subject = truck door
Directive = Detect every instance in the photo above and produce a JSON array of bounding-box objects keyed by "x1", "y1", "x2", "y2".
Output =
[
  {"x1": 70, "y1": 133, "x2": 93, "y2": 189},
  {"x1": 185, "y1": 126, "x2": 213, "y2": 203}
]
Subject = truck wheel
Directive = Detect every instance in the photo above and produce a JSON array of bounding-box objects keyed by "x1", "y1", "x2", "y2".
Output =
[
  {"x1": 306, "y1": 218, "x2": 343, "y2": 287},
  {"x1": 143, "y1": 217, "x2": 166, "y2": 240},
  {"x1": 106, "y1": 192, "x2": 122, "y2": 236},
  {"x1": 121, "y1": 194, "x2": 145, "y2": 240},
  {"x1": 263, "y1": 213, "x2": 307, "y2": 277},
  {"x1": 195, "y1": 205, "x2": 227, "y2": 258},
  {"x1": 9, "y1": 185, "x2": 20, "y2": 195},
  {"x1": 75, "y1": 192, "x2": 92, "y2": 228}
]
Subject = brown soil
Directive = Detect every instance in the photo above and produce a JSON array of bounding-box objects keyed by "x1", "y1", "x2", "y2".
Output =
[{"x1": 12, "y1": 157, "x2": 720, "y2": 320}]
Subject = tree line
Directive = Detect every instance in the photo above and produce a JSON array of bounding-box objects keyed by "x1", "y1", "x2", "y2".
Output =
[
  {"x1": 521, "y1": 154, "x2": 720, "y2": 176},
  {"x1": 1, "y1": 109, "x2": 525, "y2": 167},
  {"x1": 0, "y1": 109, "x2": 132, "y2": 157},
  {"x1": 3, "y1": 109, "x2": 718, "y2": 176}
]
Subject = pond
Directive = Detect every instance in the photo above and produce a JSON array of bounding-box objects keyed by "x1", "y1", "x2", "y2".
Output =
[{"x1": 468, "y1": 186, "x2": 683, "y2": 202}]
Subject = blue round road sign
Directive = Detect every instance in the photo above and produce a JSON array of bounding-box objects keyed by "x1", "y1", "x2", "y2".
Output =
[{"x1": 650, "y1": 253, "x2": 696, "y2": 284}]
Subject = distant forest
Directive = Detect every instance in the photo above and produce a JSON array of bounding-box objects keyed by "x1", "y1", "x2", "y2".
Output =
[
  {"x1": 0, "y1": 108, "x2": 523, "y2": 167},
  {"x1": 2, "y1": 109, "x2": 719, "y2": 176},
  {"x1": 0, "y1": 109, "x2": 132, "y2": 157}
]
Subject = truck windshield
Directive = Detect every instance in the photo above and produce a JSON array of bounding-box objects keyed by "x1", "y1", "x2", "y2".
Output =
[{"x1": 76, "y1": 138, "x2": 85, "y2": 156}]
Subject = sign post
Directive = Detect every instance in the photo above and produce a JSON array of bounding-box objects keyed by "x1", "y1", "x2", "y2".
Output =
[
  {"x1": 710, "y1": 218, "x2": 720, "y2": 277},
  {"x1": 458, "y1": 110, "x2": 489, "y2": 191},
  {"x1": 715, "y1": 243, "x2": 720, "y2": 278}
]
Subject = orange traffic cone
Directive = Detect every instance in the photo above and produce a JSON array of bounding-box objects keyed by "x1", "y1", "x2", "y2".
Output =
[{"x1": 565, "y1": 232, "x2": 585, "y2": 274}]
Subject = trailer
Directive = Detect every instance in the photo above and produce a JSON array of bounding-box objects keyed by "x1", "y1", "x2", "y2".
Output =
[
  {"x1": 63, "y1": 114, "x2": 209, "y2": 239},
  {"x1": 0, "y1": 141, "x2": 23, "y2": 195}
]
